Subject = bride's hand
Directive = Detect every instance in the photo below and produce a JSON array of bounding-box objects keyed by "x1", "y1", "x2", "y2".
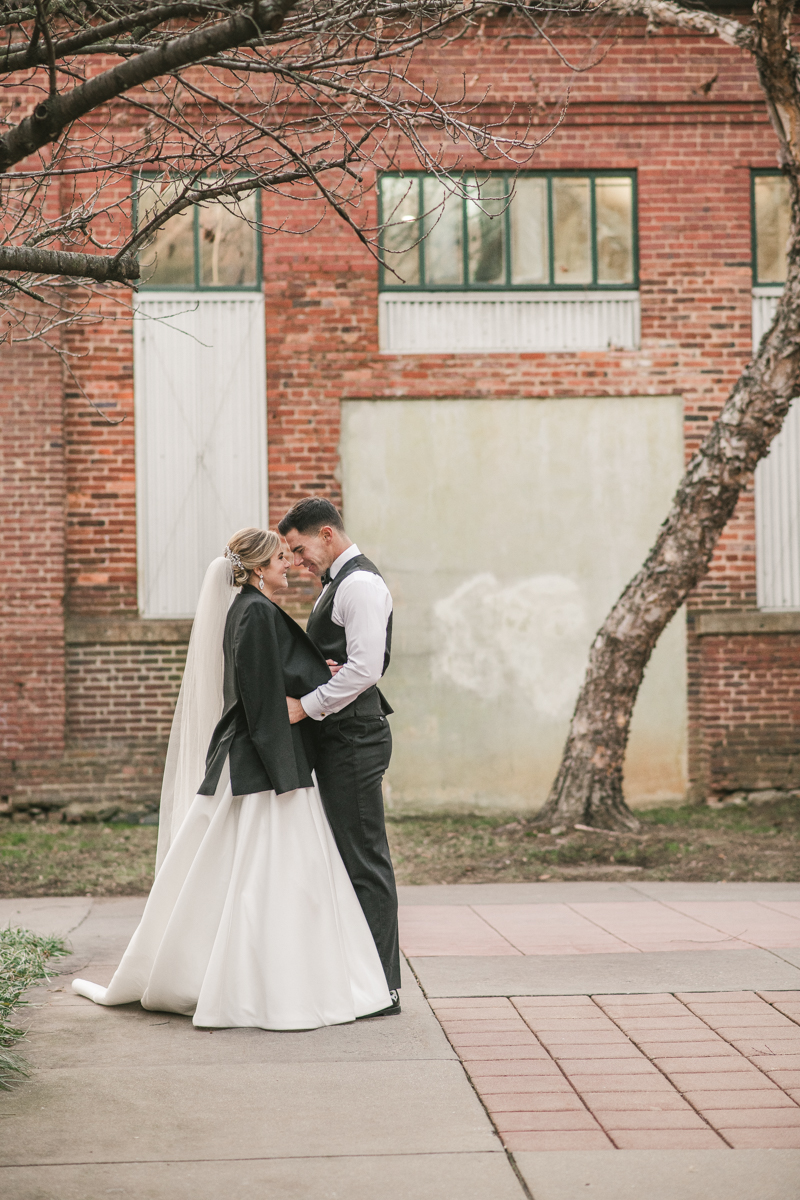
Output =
[{"x1": 326, "y1": 659, "x2": 344, "y2": 676}]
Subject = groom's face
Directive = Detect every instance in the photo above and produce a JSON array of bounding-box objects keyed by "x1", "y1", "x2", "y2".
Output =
[{"x1": 283, "y1": 526, "x2": 336, "y2": 577}]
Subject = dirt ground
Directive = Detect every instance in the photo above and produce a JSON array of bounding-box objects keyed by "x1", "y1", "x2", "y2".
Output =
[
  {"x1": 0, "y1": 798, "x2": 797, "y2": 897},
  {"x1": 386, "y1": 797, "x2": 800, "y2": 885}
]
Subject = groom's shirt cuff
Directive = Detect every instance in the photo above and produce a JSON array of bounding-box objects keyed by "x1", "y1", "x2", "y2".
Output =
[{"x1": 300, "y1": 689, "x2": 327, "y2": 721}]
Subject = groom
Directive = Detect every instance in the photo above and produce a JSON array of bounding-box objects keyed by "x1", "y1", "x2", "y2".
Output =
[{"x1": 278, "y1": 497, "x2": 401, "y2": 1014}]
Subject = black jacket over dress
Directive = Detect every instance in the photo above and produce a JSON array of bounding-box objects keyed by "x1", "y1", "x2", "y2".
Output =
[{"x1": 198, "y1": 584, "x2": 331, "y2": 798}]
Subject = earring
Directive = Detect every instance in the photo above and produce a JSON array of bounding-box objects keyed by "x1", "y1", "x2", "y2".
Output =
[{"x1": 258, "y1": 574, "x2": 265, "y2": 592}]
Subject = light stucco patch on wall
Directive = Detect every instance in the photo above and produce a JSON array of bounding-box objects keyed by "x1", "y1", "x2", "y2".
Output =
[
  {"x1": 433, "y1": 573, "x2": 589, "y2": 718},
  {"x1": 339, "y1": 396, "x2": 687, "y2": 814}
]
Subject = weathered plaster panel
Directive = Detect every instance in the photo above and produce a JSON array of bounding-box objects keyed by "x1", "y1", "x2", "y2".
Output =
[{"x1": 340, "y1": 396, "x2": 686, "y2": 813}]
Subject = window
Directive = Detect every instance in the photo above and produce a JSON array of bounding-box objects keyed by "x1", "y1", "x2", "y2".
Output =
[
  {"x1": 752, "y1": 171, "x2": 791, "y2": 285},
  {"x1": 379, "y1": 172, "x2": 637, "y2": 290},
  {"x1": 135, "y1": 176, "x2": 261, "y2": 289}
]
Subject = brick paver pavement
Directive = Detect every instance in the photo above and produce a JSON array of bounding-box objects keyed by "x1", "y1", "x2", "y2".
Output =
[
  {"x1": 5, "y1": 884, "x2": 799, "y2": 1197},
  {"x1": 400, "y1": 899, "x2": 800, "y2": 957},
  {"x1": 431, "y1": 991, "x2": 800, "y2": 1150}
]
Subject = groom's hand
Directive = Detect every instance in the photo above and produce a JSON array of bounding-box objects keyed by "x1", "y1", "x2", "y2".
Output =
[{"x1": 287, "y1": 697, "x2": 307, "y2": 724}]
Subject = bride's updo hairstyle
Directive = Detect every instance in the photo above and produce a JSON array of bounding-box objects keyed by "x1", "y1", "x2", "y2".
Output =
[{"x1": 224, "y1": 527, "x2": 281, "y2": 587}]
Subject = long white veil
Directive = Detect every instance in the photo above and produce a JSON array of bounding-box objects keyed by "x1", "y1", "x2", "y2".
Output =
[{"x1": 155, "y1": 556, "x2": 237, "y2": 871}]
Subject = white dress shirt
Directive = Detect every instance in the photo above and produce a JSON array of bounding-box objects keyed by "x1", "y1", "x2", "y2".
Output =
[{"x1": 301, "y1": 544, "x2": 393, "y2": 721}]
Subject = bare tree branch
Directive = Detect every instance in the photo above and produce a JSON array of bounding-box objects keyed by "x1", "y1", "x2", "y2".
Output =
[
  {"x1": 33, "y1": 0, "x2": 57, "y2": 94},
  {"x1": 117, "y1": 151, "x2": 374, "y2": 258},
  {"x1": 0, "y1": 2, "x2": 588, "y2": 342},
  {"x1": 0, "y1": 244, "x2": 140, "y2": 281},
  {"x1": 0, "y1": 0, "x2": 300, "y2": 171},
  {"x1": 0, "y1": 4, "x2": 222, "y2": 73}
]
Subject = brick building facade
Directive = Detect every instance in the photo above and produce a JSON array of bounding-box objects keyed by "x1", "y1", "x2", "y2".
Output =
[{"x1": 2, "y1": 16, "x2": 798, "y2": 819}]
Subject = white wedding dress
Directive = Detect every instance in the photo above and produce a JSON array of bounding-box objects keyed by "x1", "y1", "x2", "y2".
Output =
[{"x1": 72, "y1": 557, "x2": 391, "y2": 1030}]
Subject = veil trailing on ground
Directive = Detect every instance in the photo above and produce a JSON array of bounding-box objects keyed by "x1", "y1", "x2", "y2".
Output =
[{"x1": 155, "y1": 556, "x2": 236, "y2": 872}]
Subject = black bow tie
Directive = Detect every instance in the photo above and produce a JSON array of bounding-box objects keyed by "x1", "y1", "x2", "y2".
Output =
[{"x1": 320, "y1": 569, "x2": 332, "y2": 587}]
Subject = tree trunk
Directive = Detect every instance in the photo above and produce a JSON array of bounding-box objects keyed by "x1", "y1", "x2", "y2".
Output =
[{"x1": 538, "y1": 171, "x2": 800, "y2": 830}]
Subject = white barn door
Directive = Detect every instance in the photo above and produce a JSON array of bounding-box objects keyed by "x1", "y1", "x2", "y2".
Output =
[
  {"x1": 134, "y1": 293, "x2": 267, "y2": 618},
  {"x1": 752, "y1": 292, "x2": 800, "y2": 610},
  {"x1": 756, "y1": 398, "x2": 800, "y2": 610}
]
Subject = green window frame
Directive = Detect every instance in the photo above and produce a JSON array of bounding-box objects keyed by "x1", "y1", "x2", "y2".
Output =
[
  {"x1": 378, "y1": 170, "x2": 638, "y2": 291},
  {"x1": 752, "y1": 169, "x2": 791, "y2": 287},
  {"x1": 133, "y1": 174, "x2": 263, "y2": 291}
]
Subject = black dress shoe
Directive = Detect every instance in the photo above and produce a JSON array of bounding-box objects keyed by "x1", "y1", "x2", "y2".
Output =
[{"x1": 358, "y1": 990, "x2": 401, "y2": 1019}]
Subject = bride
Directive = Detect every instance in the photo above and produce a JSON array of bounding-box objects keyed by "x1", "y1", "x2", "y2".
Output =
[{"x1": 72, "y1": 528, "x2": 392, "y2": 1029}]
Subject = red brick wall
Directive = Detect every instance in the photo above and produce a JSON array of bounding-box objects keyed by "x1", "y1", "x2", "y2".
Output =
[
  {"x1": 692, "y1": 632, "x2": 800, "y2": 798},
  {"x1": 692, "y1": 486, "x2": 758, "y2": 611},
  {"x1": 3, "y1": 19, "x2": 798, "y2": 809},
  {"x1": 63, "y1": 292, "x2": 137, "y2": 615},
  {"x1": 8, "y1": 634, "x2": 187, "y2": 814},
  {"x1": 0, "y1": 323, "x2": 66, "y2": 792},
  {"x1": 66, "y1": 643, "x2": 186, "y2": 743},
  {"x1": 686, "y1": 480, "x2": 767, "y2": 800}
]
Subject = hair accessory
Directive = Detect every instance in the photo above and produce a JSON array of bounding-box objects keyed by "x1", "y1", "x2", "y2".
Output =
[{"x1": 224, "y1": 545, "x2": 244, "y2": 572}]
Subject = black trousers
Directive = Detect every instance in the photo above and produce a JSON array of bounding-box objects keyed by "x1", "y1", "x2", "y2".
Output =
[{"x1": 313, "y1": 713, "x2": 401, "y2": 992}]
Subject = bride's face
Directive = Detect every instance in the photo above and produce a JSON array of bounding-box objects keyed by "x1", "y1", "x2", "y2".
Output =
[{"x1": 260, "y1": 544, "x2": 290, "y2": 594}]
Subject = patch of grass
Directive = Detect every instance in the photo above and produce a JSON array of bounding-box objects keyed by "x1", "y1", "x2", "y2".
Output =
[
  {"x1": 0, "y1": 823, "x2": 158, "y2": 898},
  {"x1": 0, "y1": 926, "x2": 68, "y2": 1088},
  {"x1": 386, "y1": 798, "x2": 800, "y2": 885},
  {"x1": 0, "y1": 797, "x2": 798, "y2": 896}
]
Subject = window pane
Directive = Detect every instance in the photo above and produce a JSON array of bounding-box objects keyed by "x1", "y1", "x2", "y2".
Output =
[
  {"x1": 595, "y1": 177, "x2": 634, "y2": 284},
  {"x1": 199, "y1": 192, "x2": 258, "y2": 287},
  {"x1": 422, "y1": 177, "x2": 463, "y2": 285},
  {"x1": 137, "y1": 178, "x2": 194, "y2": 287},
  {"x1": 380, "y1": 176, "x2": 420, "y2": 285},
  {"x1": 467, "y1": 175, "x2": 506, "y2": 284},
  {"x1": 755, "y1": 175, "x2": 791, "y2": 284},
  {"x1": 510, "y1": 176, "x2": 549, "y2": 284},
  {"x1": 552, "y1": 177, "x2": 591, "y2": 284}
]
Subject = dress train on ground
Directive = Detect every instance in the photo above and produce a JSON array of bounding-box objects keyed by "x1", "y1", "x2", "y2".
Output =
[{"x1": 72, "y1": 764, "x2": 392, "y2": 1030}]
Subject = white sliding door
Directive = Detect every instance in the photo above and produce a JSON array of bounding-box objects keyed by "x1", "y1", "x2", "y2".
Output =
[
  {"x1": 134, "y1": 292, "x2": 267, "y2": 618},
  {"x1": 756, "y1": 398, "x2": 800, "y2": 610}
]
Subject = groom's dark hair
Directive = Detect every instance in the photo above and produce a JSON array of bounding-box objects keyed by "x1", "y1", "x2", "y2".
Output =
[{"x1": 278, "y1": 496, "x2": 345, "y2": 537}]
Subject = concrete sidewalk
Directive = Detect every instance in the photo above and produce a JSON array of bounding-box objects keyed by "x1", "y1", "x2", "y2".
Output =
[{"x1": 1, "y1": 885, "x2": 799, "y2": 1199}]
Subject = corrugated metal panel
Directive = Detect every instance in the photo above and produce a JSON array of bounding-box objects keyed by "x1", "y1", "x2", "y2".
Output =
[
  {"x1": 378, "y1": 290, "x2": 640, "y2": 354},
  {"x1": 752, "y1": 287, "x2": 800, "y2": 610},
  {"x1": 134, "y1": 293, "x2": 268, "y2": 618},
  {"x1": 756, "y1": 396, "x2": 800, "y2": 610},
  {"x1": 752, "y1": 285, "x2": 782, "y2": 348}
]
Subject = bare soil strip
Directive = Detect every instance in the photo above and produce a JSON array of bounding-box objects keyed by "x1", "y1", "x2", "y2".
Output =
[{"x1": 0, "y1": 800, "x2": 797, "y2": 896}]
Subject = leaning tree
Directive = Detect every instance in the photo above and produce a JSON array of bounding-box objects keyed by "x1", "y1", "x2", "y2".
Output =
[{"x1": 537, "y1": 0, "x2": 800, "y2": 830}]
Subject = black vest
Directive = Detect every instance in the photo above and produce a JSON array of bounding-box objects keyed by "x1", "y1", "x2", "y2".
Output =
[{"x1": 305, "y1": 554, "x2": 393, "y2": 719}]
